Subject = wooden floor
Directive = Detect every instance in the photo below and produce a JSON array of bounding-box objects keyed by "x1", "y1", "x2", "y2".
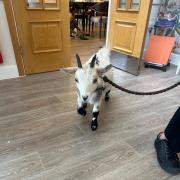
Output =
[
  {"x1": 0, "y1": 38, "x2": 180, "y2": 179},
  {"x1": 70, "y1": 36, "x2": 105, "y2": 66}
]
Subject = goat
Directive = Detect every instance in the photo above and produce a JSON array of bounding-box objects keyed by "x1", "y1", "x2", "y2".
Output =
[{"x1": 74, "y1": 47, "x2": 113, "y2": 131}]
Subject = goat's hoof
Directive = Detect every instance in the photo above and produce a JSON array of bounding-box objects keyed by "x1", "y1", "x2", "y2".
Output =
[
  {"x1": 91, "y1": 120, "x2": 98, "y2": 131},
  {"x1": 77, "y1": 108, "x2": 86, "y2": 116},
  {"x1": 105, "y1": 96, "x2": 110, "y2": 102}
]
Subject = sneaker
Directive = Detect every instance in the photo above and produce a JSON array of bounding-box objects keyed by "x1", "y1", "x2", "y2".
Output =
[{"x1": 154, "y1": 133, "x2": 180, "y2": 174}]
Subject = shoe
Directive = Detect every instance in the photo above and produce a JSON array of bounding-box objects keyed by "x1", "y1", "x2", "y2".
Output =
[{"x1": 154, "y1": 133, "x2": 180, "y2": 174}]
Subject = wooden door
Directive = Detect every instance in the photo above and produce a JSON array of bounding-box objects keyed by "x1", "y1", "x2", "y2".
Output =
[
  {"x1": 11, "y1": 0, "x2": 71, "y2": 74},
  {"x1": 107, "y1": 0, "x2": 152, "y2": 58}
]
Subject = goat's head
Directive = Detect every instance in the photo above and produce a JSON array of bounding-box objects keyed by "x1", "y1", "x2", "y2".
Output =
[{"x1": 75, "y1": 54, "x2": 100, "y2": 103}]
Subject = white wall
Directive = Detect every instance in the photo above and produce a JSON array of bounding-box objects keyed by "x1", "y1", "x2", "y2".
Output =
[
  {"x1": 144, "y1": 0, "x2": 160, "y2": 49},
  {"x1": 0, "y1": 1, "x2": 19, "y2": 80}
]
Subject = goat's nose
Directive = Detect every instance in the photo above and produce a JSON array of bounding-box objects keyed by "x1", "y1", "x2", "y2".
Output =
[{"x1": 82, "y1": 96, "x2": 88, "y2": 101}]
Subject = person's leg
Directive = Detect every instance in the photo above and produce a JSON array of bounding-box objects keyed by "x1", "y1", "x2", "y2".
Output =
[
  {"x1": 154, "y1": 106, "x2": 180, "y2": 174},
  {"x1": 165, "y1": 107, "x2": 180, "y2": 153}
]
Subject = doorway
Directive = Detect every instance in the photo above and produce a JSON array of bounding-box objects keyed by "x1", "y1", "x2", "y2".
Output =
[{"x1": 69, "y1": 1, "x2": 109, "y2": 65}]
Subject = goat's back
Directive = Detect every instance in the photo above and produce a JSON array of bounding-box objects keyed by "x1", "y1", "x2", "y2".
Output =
[{"x1": 86, "y1": 47, "x2": 111, "y2": 69}]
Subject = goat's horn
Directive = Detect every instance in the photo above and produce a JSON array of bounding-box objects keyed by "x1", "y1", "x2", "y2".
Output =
[
  {"x1": 76, "y1": 54, "x2": 82, "y2": 68},
  {"x1": 90, "y1": 55, "x2": 96, "y2": 68}
]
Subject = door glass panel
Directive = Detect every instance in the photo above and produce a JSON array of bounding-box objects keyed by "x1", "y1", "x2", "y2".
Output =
[
  {"x1": 26, "y1": 0, "x2": 43, "y2": 9},
  {"x1": 131, "y1": 0, "x2": 140, "y2": 10},
  {"x1": 43, "y1": 0, "x2": 59, "y2": 9},
  {"x1": 118, "y1": 0, "x2": 127, "y2": 9}
]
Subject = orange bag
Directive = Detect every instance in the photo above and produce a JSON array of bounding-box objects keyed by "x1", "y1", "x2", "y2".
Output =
[{"x1": 144, "y1": 35, "x2": 175, "y2": 65}]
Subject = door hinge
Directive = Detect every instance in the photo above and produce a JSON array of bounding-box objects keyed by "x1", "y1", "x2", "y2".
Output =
[{"x1": 19, "y1": 46, "x2": 23, "y2": 57}]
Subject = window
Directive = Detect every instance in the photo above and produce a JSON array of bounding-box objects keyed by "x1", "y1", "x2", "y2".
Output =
[
  {"x1": 118, "y1": 0, "x2": 140, "y2": 11},
  {"x1": 26, "y1": 0, "x2": 59, "y2": 10}
]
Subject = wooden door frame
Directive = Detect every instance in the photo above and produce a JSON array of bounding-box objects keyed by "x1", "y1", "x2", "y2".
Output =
[{"x1": 4, "y1": 0, "x2": 25, "y2": 76}]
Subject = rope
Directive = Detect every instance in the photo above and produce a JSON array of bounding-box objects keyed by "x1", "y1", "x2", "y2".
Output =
[{"x1": 102, "y1": 76, "x2": 180, "y2": 96}]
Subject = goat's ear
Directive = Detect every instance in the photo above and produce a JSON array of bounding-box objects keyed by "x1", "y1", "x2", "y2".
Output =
[
  {"x1": 76, "y1": 54, "x2": 82, "y2": 68},
  {"x1": 90, "y1": 55, "x2": 96, "y2": 68},
  {"x1": 97, "y1": 64, "x2": 112, "y2": 75},
  {"x1": 61, "y1": 67, "x2": 77, "y2": 74}
]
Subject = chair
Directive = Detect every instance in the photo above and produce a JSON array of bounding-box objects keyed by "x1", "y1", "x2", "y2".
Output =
[{"x1": 89, "y1": 2, "x2": 109, "y2": 39}]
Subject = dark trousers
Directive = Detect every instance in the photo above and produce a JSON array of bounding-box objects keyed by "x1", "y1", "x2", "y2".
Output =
[{"x1": 165, "y1": 107, "x2": 180, "y2": 153}]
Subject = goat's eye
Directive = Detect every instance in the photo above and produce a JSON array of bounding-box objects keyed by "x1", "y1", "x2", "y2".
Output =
[
  {"x1": 75, "y1": 78, "x2": 79, "y2": 83},
  {"x1": 93, "y1": 78, "x2": 97, "y2": 84}
]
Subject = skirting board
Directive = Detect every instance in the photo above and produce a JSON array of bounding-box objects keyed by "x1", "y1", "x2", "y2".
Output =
[{"x1": 0, "y1": 65, "x2": 19, "y2": 80}]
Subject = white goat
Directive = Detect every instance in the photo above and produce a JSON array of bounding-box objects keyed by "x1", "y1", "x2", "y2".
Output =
[{"x1": 74, "y1": 47, "x2": 113, "y2": 131}]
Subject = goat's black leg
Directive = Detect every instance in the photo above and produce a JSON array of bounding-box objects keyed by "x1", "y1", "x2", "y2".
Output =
[
  {"x1": 77, "y1": 107, "x2": 86, "y2": 116},
  {"x1": 77, "y1": 97, "x2": 87, "y2": 116},
  {"x1": 91, "y1": 111, "x2": 99, "y2": 131},
  {"x1": 91, "y1": 97, "x2": 102, "y2": 131},
  {"x1": 105, "y1": 90, "x2": 111, "y2": 102}
]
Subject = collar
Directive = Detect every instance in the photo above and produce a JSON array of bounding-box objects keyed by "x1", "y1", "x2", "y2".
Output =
[{"x1": 95, "y1": 86, "x2": 105, "y2": 92}]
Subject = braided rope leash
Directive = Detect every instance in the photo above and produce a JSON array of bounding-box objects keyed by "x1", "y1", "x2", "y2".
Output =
[{"x1": 102, "y1": 76, "x2": 180, "y2": 96}]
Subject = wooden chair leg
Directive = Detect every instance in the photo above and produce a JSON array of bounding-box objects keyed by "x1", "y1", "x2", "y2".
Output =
[
  {"x1": 88, "y1": 17, "x2": 91, "y2": 35},
  {"x1": 82, "y1": 21, "x2": 85, "y2": 32},
  {"x1": 104, "y1": 22, "x2": 107, "y2": 38},
  {"x1": 82, "y1": 16, "x2": 85, "y2": 32},
  {"x1": 85, "y1": 16, "x2": 88, "y2": 33},
  {"x1": 92, "y1": 22, "x2": 94, "y2": 36},
  {"x1": 99, "y1": 17, "x2": 102, "y2": 39}
]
